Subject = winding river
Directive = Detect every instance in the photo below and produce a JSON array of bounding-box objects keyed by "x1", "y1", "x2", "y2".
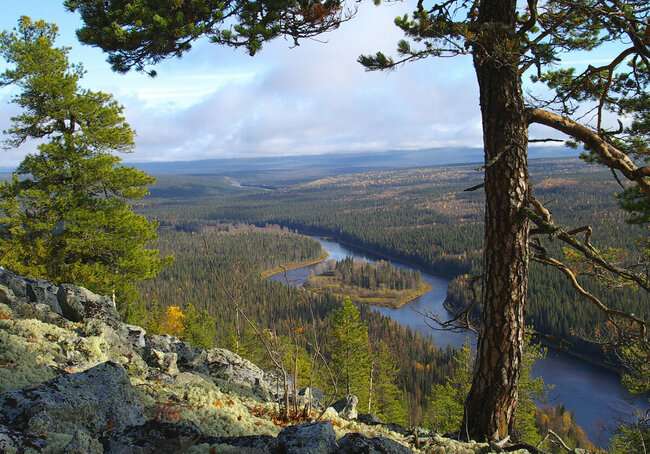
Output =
[{"x1": 271, "y1": 237, "x2": 648, "y2": 447}]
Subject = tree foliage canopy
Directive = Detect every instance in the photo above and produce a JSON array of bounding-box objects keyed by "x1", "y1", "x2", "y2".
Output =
[
  {"x1": 65, "y1": 0, "x2": 352, "y2": 75},
  {"x1": 0, "y1": 17, "x2": 167, "y2": 303}
]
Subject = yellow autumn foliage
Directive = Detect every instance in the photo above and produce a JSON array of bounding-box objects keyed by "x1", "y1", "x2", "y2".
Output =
[{"x1": 159, "y1": 305, "x2": 185, "y2": 337}]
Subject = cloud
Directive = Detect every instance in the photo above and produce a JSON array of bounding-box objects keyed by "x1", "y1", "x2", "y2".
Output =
[{"x1": 1, "y1": 0, "x2": 483, "y2": 166}]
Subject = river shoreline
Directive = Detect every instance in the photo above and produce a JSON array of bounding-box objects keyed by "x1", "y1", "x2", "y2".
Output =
[
  {"x1": 260, "y1": 251, "x2": 330, "y2": 279},
  {"x1": 283, "y1": 227, "x2": 630, "y2": 378}
]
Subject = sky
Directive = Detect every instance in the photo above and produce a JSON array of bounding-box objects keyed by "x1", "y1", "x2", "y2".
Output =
[{"x1": 0, "y1": 1, "x2": 613, "y2": 167}]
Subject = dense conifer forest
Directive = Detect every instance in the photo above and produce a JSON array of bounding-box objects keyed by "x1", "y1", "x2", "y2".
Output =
[
  {"x1": 141, "y1": 158, "x2": 650, "y2": 366},
  {"x1": 131, "y1": 225, "x2": 457, "y2": 425}
]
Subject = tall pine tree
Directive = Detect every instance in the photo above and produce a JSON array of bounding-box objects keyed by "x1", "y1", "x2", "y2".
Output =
[
  {"x1": 0, "y1": 17, "x2": 166, "y2": 305},
  {"x1": 328, "y1": 297, "x2": 371, "y2": 408}
]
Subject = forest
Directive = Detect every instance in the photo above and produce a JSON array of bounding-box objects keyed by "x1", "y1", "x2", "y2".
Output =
[
  {"x1": 0, "y1": 0, "x2": 648, "y2": 452},
  {"x1": 141, "y1": 158, "x2": 650, "y2": 368}
]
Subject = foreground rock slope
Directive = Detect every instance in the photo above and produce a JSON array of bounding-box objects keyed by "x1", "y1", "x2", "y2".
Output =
[{"x1": 0, "y1": 267, "x2": 531, "y2": 453}]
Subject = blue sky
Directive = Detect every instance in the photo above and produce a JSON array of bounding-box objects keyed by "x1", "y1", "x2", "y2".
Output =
[{"x1": 0, "y1": 1, "x2": 614, "y2": 166}]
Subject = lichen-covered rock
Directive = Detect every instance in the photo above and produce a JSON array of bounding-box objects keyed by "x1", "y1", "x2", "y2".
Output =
[
  {"x1": 357, "y1": 413, "x2": 408, "y2": 436},
  {"x1": 278, "y1": 421, "x2": 337, "y2": 454},
  {"x1": 146, "y1": 333, "x2": 203, "y2": 368},
  {"x1": 338, "y1": 432, "x2": 413, "y2": 453},
  {"x1": 0, "y1": 270, "x2": 531, "y2": 454},
  {"x1": 0, "y1": 362, "x2": 145, "y2": 439},
  {"x1": 148, "y1": 349, "x2": 179, "y2": 376},
  {"x1": 333, "y1": 394, "x2": 359, "y2": 420},
  {"x1": 119, "y1": 324, "x2": 147, "y2": 349},
  {"x1": 0, "y1": 423, "x2": 48, "y2": 453},
  {"x1": 197, "y1": 347, "x2": 274, "y2": 400},
  {"x1": 0, "y1": 285, "x2": 16, "y2": 306},
  {"x1": 103, "y1": 421, "x2": 205, "y2": 454},
  {"x1": 57, "y1": 284, "x2": 119, "y2": 325},
  {"x1": 0, "y1": 268, "x2": 62, "y2": 315},
  {"x1": 63, "y1": 429, "x2": 103, "y2": 454},
  {"x1": 297, "y1": 387, "x2": 324, "y2": 409}
]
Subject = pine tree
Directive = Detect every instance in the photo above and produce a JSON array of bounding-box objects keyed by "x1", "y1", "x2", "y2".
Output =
[
  {"x1": 0, "y1": 17, "x2": 166, "y2": 305},
  {"x1": 328, "y1": 297, "x2": 371, "y2": 408},
  {"x1": 426, "y1": 341, "x2": 473, "y2": 435},
  {"x1": 183, "y1": 303, "x2": 217, "y2": 349},
  {"x1": 371, "y1": 341, "x2": 408, "y2": 425},
  {"x1": 426, "y1": 339, "x2": 544, "y2": 444}
]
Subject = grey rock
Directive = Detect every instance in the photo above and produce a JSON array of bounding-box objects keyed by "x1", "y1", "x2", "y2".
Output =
[
  {"x1": 357, "y1": 413, "x2": 383, "y2": 425},
  {"x1": 333, "y1": 394, "x2": 359, "y2": 420},
  {"x1": 208, "y1": 434, "x2": 280, "y2": 454},
  {"x1": 0, "y1": 268, "x2": 28, "y2": 299},
  {"x1": 357, "y1": 414, "x2": 408, "y2": 435},
  {"x1": 63, "y1": 429, "x2": 103, "y2": 454},
  {"x1": 278, "y1": 421, "x2": 337, "y2": 454},
  {"x1": 0, "y1": 285, "x2": 16, "y2": 305},
  {"x1": 337, "y1": 433, "x2": 413, "y2": 453},
  {"x1": 27, "y1": 279, "x2": 62, "y2": 315},
  {"x1": 200, "y1": 347, "x2": 273, "y2": 400},
  {"x1": 0, "y1": 362, "x2": 145, "y2": 437},
  {"x1": 119, "y1": 324, "x2": 147, "y2": 349},
  {"x1": 297, "y1": 387, "x2": 324, "y2": 408},
  {"x1": 102, "y1": 421, "x2": 205, "y2": 454},
  {"x1": 0, "y1": 423, "x2": 47, "y2": 453},
  {"x1": 148, "y1": 349, "x2": 179, "y2": 376},
  {"x1": 146, "y1": 334, "x2": 202, "y2": 368},
  {"x1": 0, "y1": 268, "x2": 62, "y2": 315},
  {"x1": 57, "y1": 284, "x2": 119, "y2": 325}
]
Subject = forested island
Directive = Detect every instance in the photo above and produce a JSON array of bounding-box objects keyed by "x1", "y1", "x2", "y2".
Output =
[{"x1": 305, "y1": 257, "x2": 431, "y2": 308}]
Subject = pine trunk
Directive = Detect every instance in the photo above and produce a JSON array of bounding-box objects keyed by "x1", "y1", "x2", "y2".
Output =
[{"x1": 462, "y1": 0, "x2": 529, "y2": 442}]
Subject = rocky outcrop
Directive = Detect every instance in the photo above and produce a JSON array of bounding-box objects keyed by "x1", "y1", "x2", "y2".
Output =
[
  {"x1": 0, "y1": 268, "x2": 531, "y2": 454},
  {"x1": 278, "y1": 421, "x2": 338, "y2": 454},
  {"x1": 338, "y1": 432, "x2": 413, "y2": 454},
  {"x1": 333, "y1": 394, "x2": 359, "y2": 420}
]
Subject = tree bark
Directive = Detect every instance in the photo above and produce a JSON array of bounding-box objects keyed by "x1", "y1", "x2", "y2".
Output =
[{"x1": 462, "y1": 0, "x2": 529, "y2": 442}]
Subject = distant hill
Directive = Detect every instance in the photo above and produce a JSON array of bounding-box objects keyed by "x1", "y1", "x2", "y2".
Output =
[{"x1": 130, "y1": 146, "x2": 578, "y2": 186}]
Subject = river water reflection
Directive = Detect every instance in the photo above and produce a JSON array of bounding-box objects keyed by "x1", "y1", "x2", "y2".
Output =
[{"x1": 271, "y1": 237, "x2": 647, "y2": 447}]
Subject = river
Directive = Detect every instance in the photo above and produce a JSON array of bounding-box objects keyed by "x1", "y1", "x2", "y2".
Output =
[{"x1": 270, "y1": 236, "x2": 648, "y2": 447}]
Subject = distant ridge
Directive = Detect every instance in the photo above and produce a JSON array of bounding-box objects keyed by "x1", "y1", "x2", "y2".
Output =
[
  {"x1": 131, "y1": 146, "x2": 578, "y2": 175},
  {"x1": 0, "y1": 146, "x2": 578, "y2": 175}
]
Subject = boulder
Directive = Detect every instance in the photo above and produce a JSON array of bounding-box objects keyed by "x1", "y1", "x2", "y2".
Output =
[
  {"x1": 338, "y1": 433, "x2": 413, "y2": 454},
  {"x1": 333, "y1": 394, "x2": 358, "y2": 420},
  {"x1": 0, "y1": 285, "x2": 16, "y2": 306},
  {"x1": 357, "y1": 413, "x2": 408, "y2": 435},
  {"x1": 0, "y1": 268, "x2": 62, "y2": 315},
  {"x1": 297, "y1": 387, "x2": 324, "y2": 409},
  {"x1": 102, "y1": 421, "x2": 205, "y2": 454},
  {"x1": 119, "y1": 324, "x2": 147, "y2": 349},
  {"x1": 63, "y1": 429, "x2": 103, "y2": 454},
  {"x1": 0, "y1": 362, "x2": 145, "y2": 438},
  {"x1": 201, "y1": 347, "x2": 273, "y2": 399},
  {"x1": 148, "y1": 349, "x2": 179, "y2": 376},
  {"x1": 278, "y1": 421, "x2": 337, "y2": 454},
  {"x1": 146, "y1": 334, "x2": 203, "y2": 368},
  {"x1": 0, "y1": 424, "x2": 47, "y2": 453},
  {"x1": 57, "y1": 284, "x2": 119, "y2": 325}
]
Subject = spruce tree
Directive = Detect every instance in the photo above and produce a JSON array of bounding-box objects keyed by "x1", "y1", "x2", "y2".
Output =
[
  {"x1": 371, "y1": 341, "x2": 408, "y2": 425},
  {"x1": 328, "y1": 297, "x2": 371, "y2": 408},
  {"x1": 0, "y1": 17, "x2": 166, "y2": 305}
]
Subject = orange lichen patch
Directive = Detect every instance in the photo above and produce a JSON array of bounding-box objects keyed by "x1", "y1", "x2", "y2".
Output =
[
  {"x1": 0, "y1": 309, "x2": 11, "y2": 320},
  {"x1": 153, "y1": 401, "x2": 185, "y2": 423}
]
